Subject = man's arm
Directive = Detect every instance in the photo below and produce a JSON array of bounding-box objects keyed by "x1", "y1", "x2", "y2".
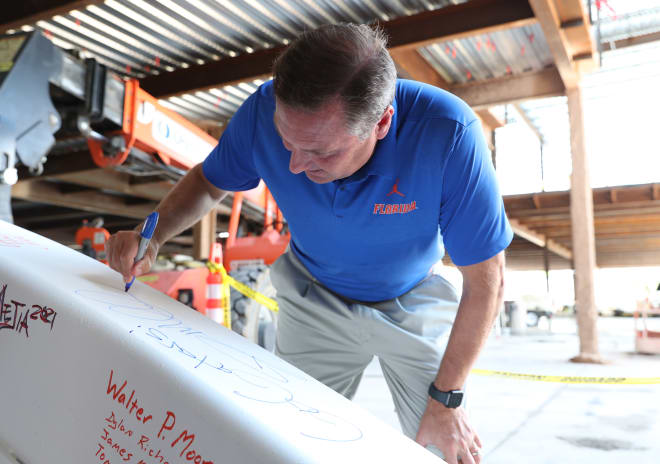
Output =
[
  {"x1": 415, "y1": 250, "x2": 505, "y2": 464},
  {"x1": 106, "y1": 164, "x2": 228, "y2": 282}
]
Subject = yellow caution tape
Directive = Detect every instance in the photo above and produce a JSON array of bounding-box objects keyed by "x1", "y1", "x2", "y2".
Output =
[
  {"x1": 471, "y1": 368, "x2": 660, "y2": 385},
  {"x1": 224, "y1": 273, "x2": 279, "y2": 312},
  {"x1": 202, "y1": 264, "x2": 660, "y2": 383},
  {"x1": 207, "y1": 262, "x2": 279, "y2": 313}
]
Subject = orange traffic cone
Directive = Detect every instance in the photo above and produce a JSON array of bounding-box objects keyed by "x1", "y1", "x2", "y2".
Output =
[{"x1": 206, "y1": 243, "x2": 226, "y2": 326}]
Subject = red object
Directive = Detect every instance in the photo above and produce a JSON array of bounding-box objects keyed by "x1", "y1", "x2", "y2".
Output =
[
  {"x1": 224, "y1": 229, "x2": 289, "y2": 271},
  {"x1": 140, "y1": 268, "x2": 208, "y2": 312}
]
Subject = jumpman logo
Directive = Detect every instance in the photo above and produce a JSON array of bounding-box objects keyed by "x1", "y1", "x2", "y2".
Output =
[{"x1": 386, "y1": 179, "x2": 405, "y2": 197}]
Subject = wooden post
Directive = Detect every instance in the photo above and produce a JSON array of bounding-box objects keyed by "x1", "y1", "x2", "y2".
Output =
[
  {"x1": 193, "y1": 209, "x2": 217, "y2": 260},
  {"x1": 567, "y1": 85, "x2": 602, "y2": 363}
]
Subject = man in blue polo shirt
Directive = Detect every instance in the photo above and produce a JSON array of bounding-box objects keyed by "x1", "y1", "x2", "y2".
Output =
[{"x1": 107, "y1": 23, "x2": 511, "y2": 464}]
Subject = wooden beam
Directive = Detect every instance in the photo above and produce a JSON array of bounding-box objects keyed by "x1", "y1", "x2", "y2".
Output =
[
  {"x1": 50, "y1": 169, "x2": 238, "y2": 216},
  {"x1": 384, "y1": 0, "x2": 535, "y2": 51},
  {"x1": 535, "y1": 216, "x2": 660, "y2": 233},
  {"x1": 49, "y1": 169, "x2": 174, "y2": 201},
  {"x1": 528, "y1": 0, "x2": 576, "y2": 87},
  {"x1": 506, "y1": 248, "x2": 660, "y2": 270},
  {"x1": 476, "y1": 109, "x2": 505, "y2": 130},
  {"x1": 450, "y1": 67, "x2": 565, "y2": 109},
  {"x1": 557, "y1": 2, "x2": 598, "y2": 62},
  {"x1": 11, "y1": 180, "x2": 157, "y2": 219},
  {"x1": 528, "y1": 0, "x2": 596, "y2": 88},
  {"x1": 509, "y1": 219, "x2": 572, "y2": 260},
  {"x1": 505, "y1": 183, "x2": 660, "y2": 212},
  {"x1": 474, "y1": 110, "x2": 501, "y2": 152},
  {"x1": 140, "y1": 0, "x2": 535, "y2": 97},
  {"x1": 601, "y1": 30, "x2": 660, "y2": 52},
  {"x1": 597, "y1": 251, "x2": 660, "y2": 268},
  {"x1": 514, "y1": 104, "x2": 543, "y2": 143},
  {"x1": 0, "y1": 1, "x2": 104, "y2": 33},
  {"x1": 389, "y1": 48, "x2": 449, "y2": 89}
]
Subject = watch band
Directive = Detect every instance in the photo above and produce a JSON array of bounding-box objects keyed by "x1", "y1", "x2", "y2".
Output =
[{"x1": 428, "y1": 383, "x2": 464, "y2": 408}]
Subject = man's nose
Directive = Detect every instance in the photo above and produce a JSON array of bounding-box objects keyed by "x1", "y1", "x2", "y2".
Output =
[{"x1": 289, "y1": 150, "x2": 312, "y2": 174}]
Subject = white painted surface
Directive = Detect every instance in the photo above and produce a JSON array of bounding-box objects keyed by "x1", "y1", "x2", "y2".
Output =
[{"x1": 0, "y1": 221, "x2": 443, "y2": 464}]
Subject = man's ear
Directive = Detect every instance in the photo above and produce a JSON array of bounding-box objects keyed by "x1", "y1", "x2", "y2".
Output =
[{"x1": 375, "y1": 105, "x2": 394, "y2": 140}]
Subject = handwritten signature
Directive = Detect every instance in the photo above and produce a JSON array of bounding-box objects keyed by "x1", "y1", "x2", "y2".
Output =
[
  {"x1": 75, "y1": 289, "x2": 363, "y2": 443},
  {"x1": 1, "y1": 283, "x2": 58, "y2": 338}
]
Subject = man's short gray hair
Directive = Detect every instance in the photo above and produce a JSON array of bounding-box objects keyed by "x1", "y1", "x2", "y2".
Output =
[{"x1": 273, "y1": 23, "x2": 397, "y2": 139}]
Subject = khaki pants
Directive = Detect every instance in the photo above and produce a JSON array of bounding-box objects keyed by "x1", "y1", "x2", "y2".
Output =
[{"x1": 271, "y1": 250, "x2": 460, "y2": 454}]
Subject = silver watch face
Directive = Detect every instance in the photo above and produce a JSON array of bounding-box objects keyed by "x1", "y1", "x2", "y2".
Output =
[
  {"x1": 447, "y1": 391, "x2": 464, "y2": 408},
  {"x1": 429, "y1": 384, "x2": 464, "y2": 408}
]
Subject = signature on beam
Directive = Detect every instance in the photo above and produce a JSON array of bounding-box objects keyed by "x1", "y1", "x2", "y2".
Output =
[{"x1": 75, "y1": 289, "x2": 363, "y2": 443}]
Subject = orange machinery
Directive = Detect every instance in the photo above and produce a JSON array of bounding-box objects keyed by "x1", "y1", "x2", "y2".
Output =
[
  {"x1": 112, "y1": 77, "x2": 290, "y2": 312},
  {"x1": 138, "y1": 189, "x2": 290, "y2": 315},
  {"x1": 1, "y1": 31, "x2": 289, "y2": 320},
  {"x1": 75, "y1": 218, "x2": 111, "y2": 263},
  {"x1": 86, "y1": 75, "x2": 291, "y2": 315}
]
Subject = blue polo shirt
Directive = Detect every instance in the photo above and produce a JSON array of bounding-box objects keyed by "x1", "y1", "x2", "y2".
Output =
[{"x1": 203, "y1": 79, "x2": 512, "y2": 302}]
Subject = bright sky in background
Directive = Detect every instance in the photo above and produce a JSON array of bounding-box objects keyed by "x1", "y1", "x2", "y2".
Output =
[
  {"x1": 495, "y1": 39, "x2": 660, "y2": 195},
  {"x1": 490, "y1": 37, "x2": 660, "y2": 311}
]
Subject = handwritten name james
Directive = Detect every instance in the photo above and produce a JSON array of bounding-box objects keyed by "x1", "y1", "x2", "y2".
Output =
[{"x1": 106, "y1": 369, "x2": 214, "y2": 464}]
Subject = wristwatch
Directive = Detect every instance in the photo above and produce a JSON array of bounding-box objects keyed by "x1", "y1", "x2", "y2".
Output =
[{"x1": 428, "y1": 383, "x2": 464, "y2": 408}]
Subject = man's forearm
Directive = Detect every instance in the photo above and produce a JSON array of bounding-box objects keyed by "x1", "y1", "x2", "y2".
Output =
[
  {"x1": 149, "y1": 164, "x2": 228, "y2": 248},
  {"x1": 433, "y1": 252, "x2": 505, "y2": 391}
]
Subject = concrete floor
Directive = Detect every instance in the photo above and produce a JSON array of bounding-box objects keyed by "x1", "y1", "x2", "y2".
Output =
[{"x1": 353, "y1": 316, "x2": 660, "y2": 463}]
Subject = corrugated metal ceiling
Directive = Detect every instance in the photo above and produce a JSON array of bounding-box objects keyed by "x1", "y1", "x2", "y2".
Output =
[
  {"x1": 9, "y1": 0, "x2": 467, "y2": 78},
  {"x1": 419, "y1": 22, "x2": 553, "y2": 85},
  {"x1": 7, "y1": 0, "x2": 470, "y2": 123},
  {"x1": 586, "y1": 0, "x2": 660, "y2": 42},
  {"x1": 4, "y1": 0, "x2": 660, "y2": 134}
]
